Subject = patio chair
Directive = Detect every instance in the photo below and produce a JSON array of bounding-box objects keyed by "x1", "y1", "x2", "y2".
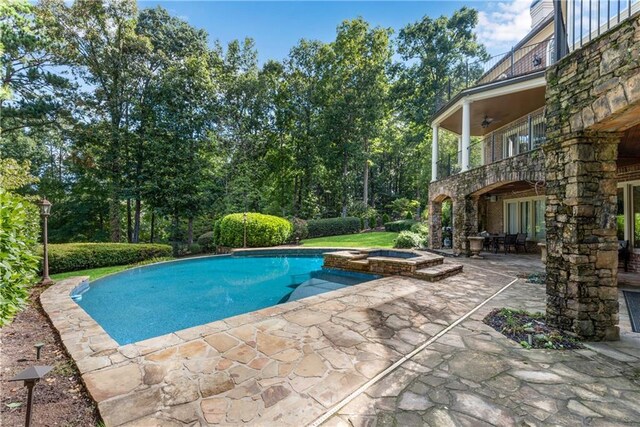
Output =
[
  {"x1": 619, "y1": 240, "x2": 630, "y2": 272},
  {"x1": 515, "y1": 233, "x2": 528, "y2": 253},
  {"x1": 503, "y1": 234, "x2": 517, "y2": 254}
]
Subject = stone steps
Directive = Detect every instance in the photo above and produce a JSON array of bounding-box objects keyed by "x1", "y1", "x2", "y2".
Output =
[{"x1": 414, "y1": 263, "x2": 463, "y2": 282}]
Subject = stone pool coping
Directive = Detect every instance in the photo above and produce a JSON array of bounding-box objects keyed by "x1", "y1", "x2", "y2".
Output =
[{"x1": 41, "y1": 250, "x2": 518, "y2": 426}]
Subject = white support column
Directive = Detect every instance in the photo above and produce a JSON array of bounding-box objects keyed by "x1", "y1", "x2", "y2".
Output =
[
  {"x1": 461, "y1": 98, "x2": 471, "y2": 172},
  {"x1": 457, "y1": 136, "x2": 462, "y2": 165},
  {"x1": 431, "y1": 123, "x2": 439, "y2": 182}
]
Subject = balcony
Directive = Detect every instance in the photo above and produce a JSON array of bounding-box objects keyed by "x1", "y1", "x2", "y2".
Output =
[{"x1": 435, "y1": 108, "x2": 546, "y2": 180}]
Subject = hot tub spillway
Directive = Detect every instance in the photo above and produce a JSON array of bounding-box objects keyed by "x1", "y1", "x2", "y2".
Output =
[{"x1": 322, "y1": 249, "x2": 462, "y2": 282}]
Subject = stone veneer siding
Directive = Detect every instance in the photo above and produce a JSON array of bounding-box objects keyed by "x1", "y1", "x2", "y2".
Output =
[
  {"x1": 543, "y1": 12, "x2": 640, "y2": 341},
  {"x1": 429, "y1": 149, "x2": 545, "y2": 255}
]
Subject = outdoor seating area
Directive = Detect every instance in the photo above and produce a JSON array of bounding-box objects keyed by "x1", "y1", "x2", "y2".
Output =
[{"x1": 482, "y1": 233, "x2": 529, "y2": 254}]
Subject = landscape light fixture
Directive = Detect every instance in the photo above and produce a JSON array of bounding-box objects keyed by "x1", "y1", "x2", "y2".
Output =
[
  {"x1": 9, "y1": 365, "x2": 53, "y2": 427},
  {"x1": 34, "y1": 343, "x2": 44, "y2": 360},
  {"x1": 38, "y1": 198, "x2": 53, "y2": 285}
]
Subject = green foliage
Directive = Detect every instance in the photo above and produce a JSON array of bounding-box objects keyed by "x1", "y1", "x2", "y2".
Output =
[
  {"x1": 393, "y1": 231, "x2": 422, "y2": 248},
  {"x1": 0, "y1": 159, "x2": 40, "y2": 326},
  {"x1": 307, "y1": 217, "x2": 361, "y2": 238},
  {"x1": 290, "y1": 217, "x2": 309, "y2": 241},
  {"x1": 188, "y1": 243, "x2": 202, "y2": 255},
  {"x1": 218, "y1": 213, "x2": 293, "y2": 248},
  {"x1": 0, "y1": 188, "x2": 40, "y2": 326},
  {"x1": 382, "y1": 213, "x2": 390, "y2": 224},
  {"x1": 360, "y1": 217, "x2": 365, "y2": 230},
  {"x1": 213, "y1": 220, "x2": 222, "y2": 245},
  {"x1": 368, "y1": 215, "x2": 377, "y2": 229},
  {"x1": 388, "y1": 198, "x2": 420, "y2": 220},
  {"x1": 197, "y1": 232, "x2": 215, "y2": 253},
  {"x1": 384, "y1": 219, "x2": 418, "y2": 232},
  {"x1": 410, "y1": 222, "x2": 429, "y2": 237},
  {"x1": 47, "y1": 243, "x2": 172, "y2": 274}
]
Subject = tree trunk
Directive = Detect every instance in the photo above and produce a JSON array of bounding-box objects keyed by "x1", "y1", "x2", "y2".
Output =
[
  {"x1": 187, "y1": 218, "x2": 194, "y2": 245},
  {"x1": 150, "y1": 212, "x2": 155, "y2": 243},
  {"x1": 342, "y1": 148, "x2": 348, "y2": 218},
  {"x1": 126, "y1": 198, "x2": 132, "y2": 243},
  {"x1": 363, "y1": 139, "x2": 369, "y2": 206},
  {"x1": 133, "y1": 197, "x2": 141, "y2": 243},
  {"x1": 109, "y1": 192, "x2": 121, "y2": 242}
]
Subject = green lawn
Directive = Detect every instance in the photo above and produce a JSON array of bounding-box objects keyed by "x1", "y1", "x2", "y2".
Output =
[
  {"x1": 302, "y1": 231, "x2": 398, "y2": 248},
  {"x1": 51, "y1": 265, "x2": 133, "y2": 282}
]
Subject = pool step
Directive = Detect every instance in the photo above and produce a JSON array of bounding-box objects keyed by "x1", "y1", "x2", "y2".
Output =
[
  {"x1": 347, "y1": 259, "x2": 370, "y2": 272},
  {"x1": 414, "y1": 263, "x2": 463, "y2": 282}
]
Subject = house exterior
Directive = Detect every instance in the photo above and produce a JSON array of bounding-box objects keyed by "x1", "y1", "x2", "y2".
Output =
[{"x1": 428, "y1": 0, "x2": 640, "y2": 341}]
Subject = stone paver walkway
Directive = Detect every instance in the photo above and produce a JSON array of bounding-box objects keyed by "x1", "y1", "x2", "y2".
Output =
[
  {"x1": 325, "y1": 279, "x2": 640, "y2": 426},
  {"x1": 41, "y1": 253, "x2": 640, "y2": 426},
  {"x1": 42, "y1": 260, "x2": 519, "y2": 426}
]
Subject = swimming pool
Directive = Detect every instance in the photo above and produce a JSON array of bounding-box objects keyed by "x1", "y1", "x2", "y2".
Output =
[{"x1": 73, "y1": 253, "x2": 378, "y2": 345}]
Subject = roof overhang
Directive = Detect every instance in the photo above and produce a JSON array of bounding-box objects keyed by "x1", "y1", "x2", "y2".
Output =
[{"x1": 432, "y1": 71, "x2": 547, "y2": 136}]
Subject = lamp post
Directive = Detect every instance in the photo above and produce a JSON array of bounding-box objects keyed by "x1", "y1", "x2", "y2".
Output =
[
  {"x1": 9, "y1": 365, "x2": 53, "y2": 427},
  {"x1": 38, "y1": 198, "x2": 53, "y2": 285},
  {"x1": 243, "y1": 192, "x2": 248, "y2": 248}
]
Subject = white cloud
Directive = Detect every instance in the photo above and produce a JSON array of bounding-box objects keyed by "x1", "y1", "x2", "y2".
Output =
[{"x1": 476, "y1": 0, "x2": 532, "y2": 54}]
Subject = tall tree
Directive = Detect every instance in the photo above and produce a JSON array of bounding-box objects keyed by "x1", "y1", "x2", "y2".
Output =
[{"x1": 40, "y1": 0, "x2": 149, "y2": 242}]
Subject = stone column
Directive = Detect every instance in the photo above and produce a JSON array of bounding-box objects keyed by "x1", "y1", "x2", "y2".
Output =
[
  {"x1": 429, "y1": 200, "x2": 442, "y2": 249},
  {"x1": 544, "y1": 130, "x2": 620, "y2": 341},
  {"x1": 461, "y1": 99, "x2": 471, "y2": 172},
  {"x1": 452, "y1": 195, "x2": 479, "y2": 256},
  {"x1": 431, "y1": 124, "x2": 439, "y2": 182}
]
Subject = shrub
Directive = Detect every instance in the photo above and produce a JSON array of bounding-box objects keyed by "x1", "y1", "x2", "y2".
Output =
[
  {"x1": 218, "y1": 213, "x2": 293, "y2": 248},
  {"x1": 48, "y1": 243, "x2": 173, "y2": 274},
  {"x1": 382, "y1": 213, "x2": 390, "y2": 224},
  {"x1": 384, "y1": 219, "x2": 418, "y2": 232},
  {"x1": 197, "y1": 231, "x2": 215, "y2": 252},
  {"x1": 360, "y1": 217, "x2": 365, "y2": 230},
  {"x1": 411, "y1": 222, "x2": 429, "y2": 237},
  {"x1": 0, "y1": 188, "x2": 40, "y2": 326},
  {"x1": 290, "y1": 217, "x2": 309, "y2": 241},
  {"x1": 213, "y1": 219, "x2": 222, "y2": 245},
  {"x1": 368, "y1": 215, "x2": 377, "y2": 229},
  {"x1": 188, "y1": 243, "x2": 202, "y2": 255},
  {"x1": 393, "y1": 231, "x2": 422, "y2": 249},
  {"x1": 307, "y1": 217, "x2": 361, "y2": 238}
]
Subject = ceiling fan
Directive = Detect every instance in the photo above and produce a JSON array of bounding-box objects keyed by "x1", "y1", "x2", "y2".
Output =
[{"x1": 481, "y1": 115, "x2": 495, "y2": 129}]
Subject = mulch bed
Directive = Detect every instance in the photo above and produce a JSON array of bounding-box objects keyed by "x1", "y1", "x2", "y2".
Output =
[
  {"x1": 484, "y1": 308, "x2": 584, "y2": 350},
  {"x1": 0, "y1": 285, "x2": 101, "y2": 426}
]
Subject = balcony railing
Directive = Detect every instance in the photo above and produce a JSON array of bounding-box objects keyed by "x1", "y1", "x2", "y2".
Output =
[
  {"x1": 435, "y1": 150, "x2": 462, "y2": 180},
  {"x1": 557, "y1": 0, "x2": 640, "y2": 58},
  {"x1": 434, "y1": 38, "x2": 554, "y2": 112},
  {"x1": 482, "y1": 107, "x2": 546, "y2": 164}
]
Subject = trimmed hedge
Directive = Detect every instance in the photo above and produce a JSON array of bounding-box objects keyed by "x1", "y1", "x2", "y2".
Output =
[
  {"x1": 384, "y1": 219, "x2": 418, "y2": 232},
  {"x1": 218, "y1": 213, "x2": 293, "y2": 248},
  {"x1": 48, "y1": 243, "x2": 173, "y2": 274},
  {"x1": 307, "y1": 217, "x2": 361, "y2": 238}
]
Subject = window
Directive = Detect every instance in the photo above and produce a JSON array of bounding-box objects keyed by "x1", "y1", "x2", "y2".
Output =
[
  {"x1": 617, "y1": 181, "x2": 640, "y2": 250},
  {"x1": 506, "y1": 202, "x2": 518, "y2": 234},
  {"x1": 634, "y1": 185, "x2": 640, "y2": 249},
  {"x1": 533, "y1": 199, "x2": 546, "y2": 241},
  {"x1": 520, "y1": 201, "x2": 530, "y2": 234},
  {"x1": 504, "y1": 196, "x2": 545, "y2": 240},
  {"x1": 617, "y1": 187, "x2": 625, "y2": 241}
]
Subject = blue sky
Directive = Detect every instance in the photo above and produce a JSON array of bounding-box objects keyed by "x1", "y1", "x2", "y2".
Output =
[{"x1": 138, "y1": 1, "x2": 535, "y2": 63}]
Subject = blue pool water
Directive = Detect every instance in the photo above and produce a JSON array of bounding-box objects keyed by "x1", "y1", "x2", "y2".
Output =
[{"x1": 74, "y1": 254, "x2": 377, "y2": 345}]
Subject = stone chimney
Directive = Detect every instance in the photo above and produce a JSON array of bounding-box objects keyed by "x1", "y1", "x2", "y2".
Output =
[{"x1": 530, "y1": 0, "x2": 553, "y2": 28}]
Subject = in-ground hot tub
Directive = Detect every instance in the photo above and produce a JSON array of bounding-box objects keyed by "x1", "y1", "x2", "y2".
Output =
[{"x1": 323, "y1": 248, "x2": 445, "y2": 276}]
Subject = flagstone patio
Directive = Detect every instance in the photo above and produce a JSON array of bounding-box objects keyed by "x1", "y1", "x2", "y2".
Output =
[{"x1": 40, "y1": 254, "x2": 639, "y2": 426}]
